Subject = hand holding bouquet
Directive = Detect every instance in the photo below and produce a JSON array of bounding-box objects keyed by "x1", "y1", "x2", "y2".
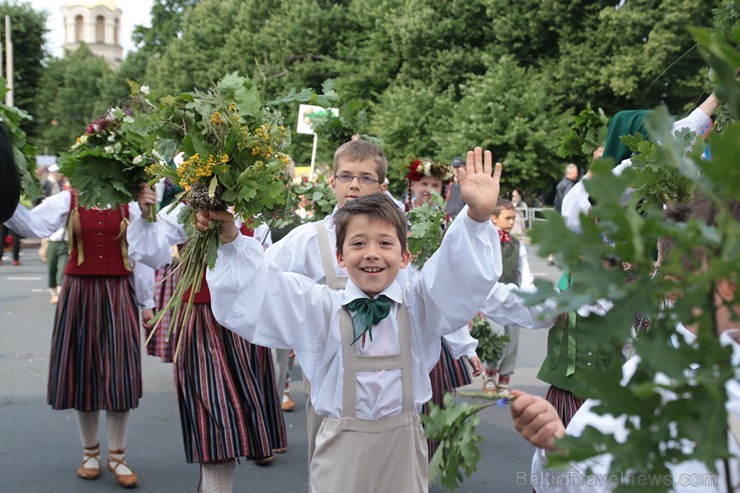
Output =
[{"x1": 144, "y1": 73, "x2": 305, "y2": 357}]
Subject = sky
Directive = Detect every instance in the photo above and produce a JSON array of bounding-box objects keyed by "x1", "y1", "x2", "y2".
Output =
[{"x1": 25, "y1": 0, "x2": 154, "y2": 57}]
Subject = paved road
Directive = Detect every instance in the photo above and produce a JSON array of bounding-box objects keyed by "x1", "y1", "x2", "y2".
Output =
[{"x1": 0, "y1": 239, "x2": 560, "y2": 492}]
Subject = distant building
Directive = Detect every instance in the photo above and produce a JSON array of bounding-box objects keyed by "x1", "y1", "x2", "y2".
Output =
[{"x1": 61, "y1": 0, "x2": 123, "y2": 69}]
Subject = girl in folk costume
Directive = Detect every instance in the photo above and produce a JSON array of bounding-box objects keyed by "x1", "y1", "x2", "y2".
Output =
[
  {"x1": 405, "y1": 158, "x2": 483, "y2": 458},
  {"x1": 5, "y1": 190, "x2": 155, "y2": 488},
  {"x1": 127, "y1": 185, "x2": 286, "y2": 493}
]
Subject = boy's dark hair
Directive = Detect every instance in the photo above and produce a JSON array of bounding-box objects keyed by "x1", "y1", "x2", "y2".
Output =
[
  {"x1": 333, "y1": 140, "x2": 388, "y2": 183},
  {"x1": 493, "y1": 198, "x2": 516, "y2": 217},
  {"x1": 334, "y1": 193, "x2": 407, "y2": 254}
]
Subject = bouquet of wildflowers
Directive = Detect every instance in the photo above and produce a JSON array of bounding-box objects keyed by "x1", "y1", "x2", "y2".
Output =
[
  {"x1": 144, "y1": 73, "x2": 335, "y2": 356},
  {"x1": 58, "y1": 84, "x2": 160, "y2": 213}
]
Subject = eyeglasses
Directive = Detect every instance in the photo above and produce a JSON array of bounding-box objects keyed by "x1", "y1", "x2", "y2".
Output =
[{"x1": 334, "y1": 173, "x2": 380, "y2": 186}]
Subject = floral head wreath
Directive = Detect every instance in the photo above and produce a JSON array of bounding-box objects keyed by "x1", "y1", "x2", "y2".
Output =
[{"x1": 406, "y1": 159, "x2": 454, "y2": 184}]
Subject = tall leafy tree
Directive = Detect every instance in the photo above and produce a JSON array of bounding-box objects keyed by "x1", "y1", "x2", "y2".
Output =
[
  {"x1": 34, "y1": 45, "x2": 128, "y2": 154},
  {"x1": 144, "y1": 0, "x2": 242, "y2": 95},
  {"x1": 132, "y1": 0, "x2": 200, "y2": 55},
  {"x1": 0, "y1": 0, "x2": 47, "y2": 136},
  {"x1": 137, "y1": 0, "x2": 720, "y2": 199}
]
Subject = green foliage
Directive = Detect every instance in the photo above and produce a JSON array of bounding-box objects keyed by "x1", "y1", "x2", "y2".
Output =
[
  {"x1": 558, "y1": 104, "x2": 609, "y2": 163},
  {"x1": 33, "y1": 45, "x2": 129, "y2": 154},
  {"x1": 523, "y1": 30, "x2": 739, "y2": 491},
  {"x1": 132, "y1": 0, "x2": 200, "y2": 55},
  {"x1": 422, "y1": 393, "x2": 493, "y2": 490},
  {"x1": 58, "y1": 87, "x2": 159, "y2": 208},
  {"x1": 0, "y1": 1, "x2": 47, "y2": 136},
  {"x1": 133, "y1": 0, "x2": 719, "y2": 200},
  {"x1": 622, "y1": 127, "x2": 698, "y2": 210},
  {"x1": 0, "y1": 78, "x2": 41, "y2": 200},
  {"x1": 294, "y1": 176, "x2": 336, "y2": 221},
  {"x1": 311, "y1": 99, "x2": 382, "y2": 148},
  {"x1": 469, "y1": 317, "x2": 511, "y2": 364},
  {"x1": 407, "y1": 191, "x2": 447, "y2": 268},
  {"x1": 147, "y1": 73, "x2": 298, "y2": 224}
]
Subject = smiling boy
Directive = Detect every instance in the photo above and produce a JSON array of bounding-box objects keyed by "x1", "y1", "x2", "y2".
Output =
[
  {"x1": 265, "y1": 140, "x2": 475, "y2": 468},
  {"x1": 198, "y1": 147, "x2": 502, "y2": 492}
]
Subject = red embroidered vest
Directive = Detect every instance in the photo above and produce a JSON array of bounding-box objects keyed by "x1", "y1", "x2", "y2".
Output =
[
  {"x1": 64, "y1": 192, "x2": 131, "y2": 276},
  {"x1": 183, "y1": 223, "x2": 254, "y2": 304}
]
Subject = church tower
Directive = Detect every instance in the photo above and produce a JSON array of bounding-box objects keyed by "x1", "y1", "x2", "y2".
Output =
[{"x1": 61, "y1": 1, "x2": 123, "y2": 69}]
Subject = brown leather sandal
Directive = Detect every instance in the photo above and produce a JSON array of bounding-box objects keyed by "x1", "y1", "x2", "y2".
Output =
[
  {"x1": 107, "y1": 448, "x2": 139, "y2": 488},
  {"x1": 77, "y1": 444, "x2": 101, "y2": 480}
]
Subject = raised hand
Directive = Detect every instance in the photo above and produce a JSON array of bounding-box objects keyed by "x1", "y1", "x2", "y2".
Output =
[{"x1": 457, "y1": 147, "x2": 503, "y2": 222}]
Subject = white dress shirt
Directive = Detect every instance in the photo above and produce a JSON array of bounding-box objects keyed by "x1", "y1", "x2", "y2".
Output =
[
  {"x1": 207, "y1": 211, "x2": 501, "y2": 420},
  {"x1": 267, "y1": 207, "x2": 480, "y2": 359}
]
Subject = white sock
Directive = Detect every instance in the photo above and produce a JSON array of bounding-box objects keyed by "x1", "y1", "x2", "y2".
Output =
[
  {"x1": 106, "y1": 411, "x2": 133, "y2": 475},
  {"x1": 76, "y1": 411, "x2": 100, "y2": 469},
  {"x1": 201, "y1": 461, "x2": 235, "y2": 493},
  {"x1": 76, "y1": 411, "x2": 99, "y2": 448}
]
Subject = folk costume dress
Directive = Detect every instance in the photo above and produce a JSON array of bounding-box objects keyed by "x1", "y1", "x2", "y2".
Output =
[
  {"x1": 207, "y1": 208, "x2": 502, "y2": 492},
  {"x1": 126, "y1": 205, "x2": 286, "y2": 464},
  {"x1": 5, "y1": 190, "x2": 153, "y2": 412}
]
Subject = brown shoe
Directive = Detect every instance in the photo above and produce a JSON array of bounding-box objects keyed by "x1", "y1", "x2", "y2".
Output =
[
  {"x1": 107, "y1": 449, "x2": 139, "y2": 488},
  {"x1": 281, "y1": 393, "x2": 295, "y2": 412},
  {"x1": 255, "y1": 455, "x2": 274, "y2": 466},
  {"x1": 76, "y1": 444, "x2": 101, "y2": 480}
]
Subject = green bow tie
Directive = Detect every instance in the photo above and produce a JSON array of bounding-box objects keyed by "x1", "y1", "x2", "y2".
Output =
[{"x1": 345, "y1": 295, "x2": 392, "y2": 345}]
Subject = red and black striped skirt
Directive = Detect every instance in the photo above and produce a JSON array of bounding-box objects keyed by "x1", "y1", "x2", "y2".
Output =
[
  {"x1": 144, "y1": 264, "x2": 177, "y2": 363},
  {"x1": 173, "y1": 304, "x2": 287, "y2": 464},
  {"x1": 47, "y1": 274, "x2": 142, "y2": 412},
  {"x1": 545, "y1": 385, "x2": 585, "y2": 428}
]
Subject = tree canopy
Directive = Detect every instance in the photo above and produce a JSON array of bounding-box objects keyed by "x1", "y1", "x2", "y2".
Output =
[
  {"x1": 126, "y1": 0, "x2": 719, "y2": 200},
  {"x1": 0, "y1": 0, "x2": 47, "y2": 137}
]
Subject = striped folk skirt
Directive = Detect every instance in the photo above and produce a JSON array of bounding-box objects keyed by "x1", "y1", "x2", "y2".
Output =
[
  {"x1": 174, "y1": 304, "x2": 287, "y2": 464},
  {"x1": 423, "y1": 338, "x2": 472, "y2": 459},
  {"x1": 144, "y1": 264, "x2": 177, "y2": 363},
  {"x1": 47, "y1": 274, "x2": 142, "y2": 411},
  {"x1": 545, "y1": 385, "x2": 585, "y2": 428}
]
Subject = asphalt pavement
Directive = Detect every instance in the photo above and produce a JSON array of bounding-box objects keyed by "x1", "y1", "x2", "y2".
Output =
[{"x1": 0, "y1": 238, "x2": 561, "y2": 492}]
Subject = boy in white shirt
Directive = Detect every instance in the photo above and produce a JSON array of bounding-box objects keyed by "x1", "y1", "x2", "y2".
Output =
[
  {"x1": 265, "y1": 139, "x2": 480, "y2": 465},
  {"x1": 198, "y1": 147, "x2": 502, "y2": 492}
]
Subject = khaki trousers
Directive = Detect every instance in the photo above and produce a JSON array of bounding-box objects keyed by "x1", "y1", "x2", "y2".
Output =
[{"x1": 309, "y1": 412, "x2": 428, "y2": 493}]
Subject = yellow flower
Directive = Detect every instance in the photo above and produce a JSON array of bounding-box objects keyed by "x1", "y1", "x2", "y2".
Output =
[{"x1": 211, "y1": 112, "x2": 225, "y2": 125}]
